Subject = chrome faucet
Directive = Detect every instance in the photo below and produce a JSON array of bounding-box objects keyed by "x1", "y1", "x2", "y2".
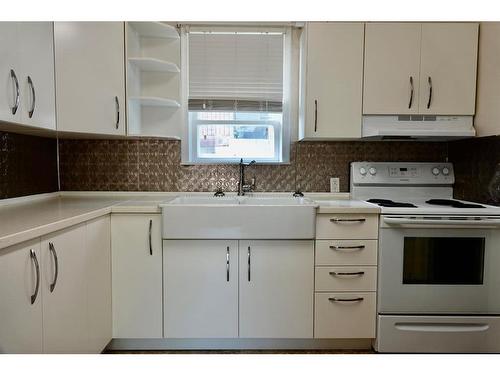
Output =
[{"x1": 238, "y1": 158, "x2": 256, "y2": 196}]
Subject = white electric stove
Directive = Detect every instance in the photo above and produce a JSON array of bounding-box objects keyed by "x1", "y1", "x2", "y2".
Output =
[{"x1": 351, "y1": 162, "x2": 500, "y2": 353}]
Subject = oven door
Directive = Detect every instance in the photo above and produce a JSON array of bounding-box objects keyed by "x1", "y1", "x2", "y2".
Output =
[{"x1": 378, "y1": 215, "x2": 500, "y2": 314}]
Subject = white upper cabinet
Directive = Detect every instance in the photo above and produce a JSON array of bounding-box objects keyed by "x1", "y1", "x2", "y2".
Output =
[
  {"x1": 0, "y1": 239, "x2": 43, "y2": 353},
  {"x1": 54, "y1": 22, "x2": 126, "y2": 136},
  {"x1": 363, "y1": 23, "x2": 422, "y2": 115},
  {"x1": 238, "y1": 240, "x2": 314, "y2": 338},
  {"x1": 473, "y1": 22, "x2": 500, "y2": 136},
  {"x1": 17, "y1": 23, "x2": 56, "y2": 130},
  {"x1": 299, "y1": 23, "x2": 364, "y2": 139},
  {"x1": 363, "y1": 22, "x2": 478, "y2": 115},
  {"x1": 0, "y1": 22, "x2": 56, "y2": 131},
  {"x1": 418, "y1": 23, "x2": 478, "y2": 115}
]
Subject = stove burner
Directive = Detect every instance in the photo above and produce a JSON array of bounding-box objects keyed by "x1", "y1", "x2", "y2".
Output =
[
  {"x1": 367, "y1": 199, "x2": 417, "y2": 208},
  {"x1": 425, "y1": 199, "x2": 485, "y2": 209}
]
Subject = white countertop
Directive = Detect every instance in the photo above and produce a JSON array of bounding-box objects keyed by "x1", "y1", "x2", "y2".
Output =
[{"x1": 0, "y1": 191, "x2": 379, "y2": 250}]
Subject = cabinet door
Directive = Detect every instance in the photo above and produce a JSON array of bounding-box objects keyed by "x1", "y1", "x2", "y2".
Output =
[
  {"x1": 0, "y1": 239, "x2": 43, "y2": 353},
  {"x1": 86, "y1": 216, "x2": 112, "y2": 353},
  {"x1": 239, "y1": 240, "x2": 314, "y2": 338},
  {"x1": 300, "y1": 23, "x2": 364, "y2": 139},
  {"x1": 163, "y1": 240, "x2": 239, "y2": 338},
  {"x1": 418, "y1": 23, "x2": 478, "y2": 115},
  {"x1": 363, "y1": 23, "x2": 422, "y2": 114},
  {"x1": 41, "y1": 224, "x2": 88, "y2": 353},
  {"x1": 111, "y1": 214, "x2": 162, "y2": 338},
  {"x1": 17, "y1": 22, "x2": 56, "y2": 130},
  {"x1": 54, "y1": 22, "x2": 126, "y2": 135},
  {"x1": 0, "y1": 23, "x2": 20, "y2": 124},
  {"x1": 475, "y1": 22, "x2": 500, "y2": 136}
]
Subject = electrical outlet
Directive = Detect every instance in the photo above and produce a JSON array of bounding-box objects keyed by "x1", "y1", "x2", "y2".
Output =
[{"x1": 330, "y1": 177, "x2": 340, "y2": 193}]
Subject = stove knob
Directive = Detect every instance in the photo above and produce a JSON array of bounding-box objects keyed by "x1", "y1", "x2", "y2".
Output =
[
  {"x1": 359, "y1": 167, "x2": 367, "y2": 176},
  {"x1": 432, "y1": 167, "x2": 440, "y2": 176},
  {"x1": 369, "y1": 167, "x2": 377, "y2": 176},
  {"x1": 442, "y1": 167, "x2": 450, "y2": 176}
]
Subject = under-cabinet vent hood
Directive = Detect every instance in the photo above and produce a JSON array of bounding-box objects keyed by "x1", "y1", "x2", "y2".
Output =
[{"x1": 362, "y1": 115, "x2": 475, "y2": 140}]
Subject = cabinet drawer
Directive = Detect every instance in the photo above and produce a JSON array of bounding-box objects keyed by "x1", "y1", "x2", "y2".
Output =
[
  {"x1": 314, "y1": 292, "x2": 376, "y2": 338},
  {"x1": 316, "y1": 214, "x2": 378, "y2": 239},
  {"x1": 315, "y1": 239, "x2": 377, "y2": 265},
  {"x1": 315, "y1": 266, "x2": 377, "y2": 292}
]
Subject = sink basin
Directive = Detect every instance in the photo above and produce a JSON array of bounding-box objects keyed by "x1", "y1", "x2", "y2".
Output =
[{"x1": 161, "y1": 195, "x2": 318, "y2": 239}]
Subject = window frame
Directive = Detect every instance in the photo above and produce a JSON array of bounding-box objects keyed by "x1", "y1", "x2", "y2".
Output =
[{"x1": 180, "y1": 25, "x2": 292, "y2": 165}]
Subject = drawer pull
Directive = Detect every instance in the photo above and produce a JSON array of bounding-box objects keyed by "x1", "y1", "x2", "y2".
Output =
[
  {"x1": 329, "y1": 271, "x2": 365, "y2": 277},
  {"x1": 329, "y1": 245, "x2": 365, "y2": 251},
  {"x1": 330, "y1": 218, "x2": 366, "y2": 223},
  {"x1": 328, "y1": 297, "x2": 364, "y2": 303}
]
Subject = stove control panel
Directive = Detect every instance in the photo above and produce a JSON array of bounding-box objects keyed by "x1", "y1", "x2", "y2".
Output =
[{"x1": 351, "y1": 162, "x2": 455, "y2": 186}]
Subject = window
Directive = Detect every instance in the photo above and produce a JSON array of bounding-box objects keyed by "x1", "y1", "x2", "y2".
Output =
[{"x1": 182, "y1": 27, "x2": 291, "y2": 164}]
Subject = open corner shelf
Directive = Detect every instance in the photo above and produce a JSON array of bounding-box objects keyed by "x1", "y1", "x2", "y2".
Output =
[
  {"x1": 128, "y1": 22, "x2": 179, "y2": 39},
  {"x1": 129, "y1": 96, "x2": 181, "y2": 108},
  {"x1": 128, "y1": 57, "x2": 180, "y2": 73}
]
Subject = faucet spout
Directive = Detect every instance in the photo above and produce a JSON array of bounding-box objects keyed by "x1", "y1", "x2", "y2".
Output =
[{"x1": 238, "y1": 158, "x2": 256, "y2": 196}]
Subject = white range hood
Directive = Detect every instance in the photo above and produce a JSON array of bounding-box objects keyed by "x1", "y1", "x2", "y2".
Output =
[{"x1": 362, "y1": 115, "x2": 475, "y2": 140}]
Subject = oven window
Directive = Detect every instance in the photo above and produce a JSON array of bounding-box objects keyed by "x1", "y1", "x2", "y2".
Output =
[{"x1": 403, "y1": 237, "x2": 485, "y2": 285}]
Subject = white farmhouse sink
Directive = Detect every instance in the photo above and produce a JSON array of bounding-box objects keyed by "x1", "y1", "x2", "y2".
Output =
[{"x1": 160, "y1": 196, "x2": 318, "y2": 239}]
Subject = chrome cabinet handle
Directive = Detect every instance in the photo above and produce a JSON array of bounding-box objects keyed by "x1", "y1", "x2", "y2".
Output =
[
  {"x1": 226, "y1": 246, "x2": 230, "y2": 282},
  {"x1": 408, "y1": 76, "x2": 414, "y2": 109},
  {"x1": 30, "y1": 249, "x2": 40, "y2": 305},
  {"x1": 10, "y1": 69, "x2": 20, "y2": 115},
  {"x1": 115, "y1": 96, "x2": 120, "y2": 129},
  {"x1": 48, "y1": 242, "x2": 58, "y2": 293},
  {"x1": 330, "y1": 218, "x2": 366, "y2": 223},
  {"x1": 27, "y1": 76, "x2": 36, "y2": 118},
  {"x1": 329, "y1": 245, "x2": 365, "y2": 251},
  {"x1": 148, "y1": 219, "x2": 153, "y2": 256},
  {"x1": 247, "y1": 246, "x2": 251, "y2": 282},
  {"x1": 314, "y1": 99, "x2": 318, "y2": 132},
  {"x1": 328, "y1": 297, "x2": 364, "y2": 303},
  {"x1": 427, "y1": 76, "x2": 433, "y2": 109},
  {"x1": 329, "y1": 271, "x2": 365, "y2": 277}
]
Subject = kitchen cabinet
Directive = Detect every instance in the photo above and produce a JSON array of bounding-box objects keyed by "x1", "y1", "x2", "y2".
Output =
[
  {"x1": 163, "y1": 240, "x2": 239, "y2": 338},
  {"x1": 0, "y1": 22, "x2": 56, "y2": 131},
  {"x1": 85, "y1": 216, "x2": 112, "y2": 353},
  {"x1": 474, "y1": 22, "x2": 500, "y2": 136},
  {"x1": 111, "y1": 214, "x2": 163, "y2": 338},
  {"x1": 314, "y1": 214, "x2": 378, "y2": 339},
  {"x1": 298, "y1": 22, "x2": 364, "y2": 140},
  {"x1": 0, "y1": 216, "x2": 112, "y2": 353},
  {"x1": 239, "y1": 240, "x2": 314, "y2": 338},
  {"x1": 0, "y1": 239, "x2": 43, "y2": 353},
  {"x1": 54, "y1": 22, "x2": 126, "y2": 136},
  {"x1": 363, "y1": 23, "x2": 478, "y2": 115},
  {"x1": 41, "y1": 224, "x2": 88, "y2": 353}
]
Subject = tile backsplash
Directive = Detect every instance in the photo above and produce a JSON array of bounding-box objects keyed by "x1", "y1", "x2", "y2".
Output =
[
  {"x1": 0, "y1": 131, "x2": 58, "y2": 199},
  {"x1": 449, "y1": 136, "x2": 500, "y2": 204},
  {"x1": 58, "y1": 139, "x2": 448, "y2": 193}
]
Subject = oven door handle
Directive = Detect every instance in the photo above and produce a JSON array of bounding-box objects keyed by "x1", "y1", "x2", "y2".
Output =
[
  {"x1": 383, "y1": 216, "x2": 500, "y2": 228},
  {"x1": 395, "y1": 322, "x2": 489, "y2": 333}
]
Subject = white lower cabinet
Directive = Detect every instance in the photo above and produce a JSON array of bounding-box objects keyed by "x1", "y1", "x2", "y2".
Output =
[
  {"x1": 111, "y1": 214, "x2": 163, "y2": 338},
  {"x1": 41, "y1": 224, "x2": 88, "y2": 353},
  {"x1": 314, "y1": 292, "x2": 377, "y2": 338},
  {"x1": 163, "y1": 240, "x2": 239, "y2": 338},
  {"x1": 85, "y1": 216, "x2": 112, "y2": 353},
  {"x1": 0, "y1": 216, "x2": 112, "y2": 354},
  {"x1": 239, "y1": 240, "x2": 314, "y2": 338},
  {"x1": 0, "y1": 239, "x2": 43, "y2": 353},
  {"x1": 162, "y1": 239, "x2": 314, "y2": 339}
]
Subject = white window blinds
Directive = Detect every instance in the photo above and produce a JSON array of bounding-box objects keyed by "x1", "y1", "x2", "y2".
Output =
[{"x1": 188, "y1": 31, "x2": 284, "y2": 109}]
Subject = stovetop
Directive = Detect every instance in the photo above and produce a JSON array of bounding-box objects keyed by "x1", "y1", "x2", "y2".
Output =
[{"x1": 365, "y1": 198, "x2": 500, "y2": 216}]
